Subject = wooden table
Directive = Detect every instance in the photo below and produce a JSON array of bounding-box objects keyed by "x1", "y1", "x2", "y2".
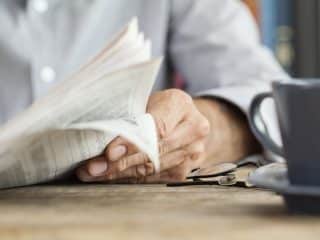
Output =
[{"x1": 0, "y1": 184, "x2": 319, "y2": 240}]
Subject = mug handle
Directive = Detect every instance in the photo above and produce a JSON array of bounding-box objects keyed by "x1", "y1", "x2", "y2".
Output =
[{"x1": 249, "y1": 92, "x2": 285, "y2": 157}]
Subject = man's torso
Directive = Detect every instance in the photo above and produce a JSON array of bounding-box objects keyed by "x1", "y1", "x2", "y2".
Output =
[{"x1": 0, "y1": 0, "x2": 172, "y2": 123}]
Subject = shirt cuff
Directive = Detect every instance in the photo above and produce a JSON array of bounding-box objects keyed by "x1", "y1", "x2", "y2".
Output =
[{"x1": 195, "y1": 85, "x2": 284, "y2": 164}]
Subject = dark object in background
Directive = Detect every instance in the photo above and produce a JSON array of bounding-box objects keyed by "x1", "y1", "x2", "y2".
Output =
[
  {"x1": 293, "y1": 0, "x2": 320, "y2": 78},
  {"x1": 259, "y1": 0, "x2": 320, "y2": 78},
  {"x1": 259, "y1": 0, "x2": 294, "y2": 74}
]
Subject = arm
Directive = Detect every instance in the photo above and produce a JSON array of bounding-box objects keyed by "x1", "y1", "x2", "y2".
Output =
[
  {"x1": 169, "y1": 0, "x2": 287, "y2": 96},
  {"x1": 169, "y1": 0, "x2": 288, "y2": 162},
  {"x1": 194, "y1": 97, "x2": 261, "y2": 165}
]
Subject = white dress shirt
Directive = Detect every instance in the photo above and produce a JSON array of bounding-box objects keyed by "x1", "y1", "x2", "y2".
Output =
[{"x1": 0, "y1": 0, "x2": 288, "y2": 160}]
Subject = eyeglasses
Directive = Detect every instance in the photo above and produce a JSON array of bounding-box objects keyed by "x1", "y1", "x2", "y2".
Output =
[{"x1": 167, "y1": 155, "x2": 263, "y2": 188}]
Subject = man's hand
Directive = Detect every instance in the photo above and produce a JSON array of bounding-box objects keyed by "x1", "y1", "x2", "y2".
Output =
[
  {"x1": 76, "y1": 88, "x2": 262, "y2": 183},
  {"x1": 76, "y1": 89, "x2": 210, "y2": 183}
]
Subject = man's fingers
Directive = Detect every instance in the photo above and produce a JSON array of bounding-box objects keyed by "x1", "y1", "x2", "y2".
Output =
[
  {"x1": 105, "y1": 161, "x2": 154, "y2": 181},
  {"x1": 106, "y1": 150, "x2": 184, "y2": 180},
  {"x1": 107, "y1": 140, "x2": 204, "y2": 180},
  {"x1": 83, "y1": 136, "x2": 139, "y2": 177},
  {"x1": 108, "y1": 152, "x2": 151, "y2": 174},
  {"x1": 81, "y1": 149, "x2": 182, "y2": 182},
  {"x1": 160, "y1": 149, "x2": 187, "y2": 171},
  {"x1": 105, "y1": 136, "x2": 138, "y2": 162},
  {"x1": 85, "y1": 156, "x2": 108, "y2": 177},
  {"x1": 159, "y1": 115, "x2": 209, "y2": 155},
  {"x1": 103, "y1": 117, "x2": 208, "y2": 177},
  {"x1": 186, "y1": 139, "x2": 206, "y2": 161},
  {"x1": 80, "y1": 138, "x2": 206, "y2": 181},
  {"x1": 106, "y1": 136, "x2": 188, "y2": 176},
  {"x1": 145, "y1": 145, "x2": 206, "y2": 183},
  {"x1": 78, "y1": 151, "x2": 205, "y2": 183},
  {"x1": 79, "y1": 161, "x2": 154, "y2": 182},
  {"x1": 83, "y1": 150, "x2": 181, "y2": 182},
  {"x1": 160, "y1": 139, "x2": 205, "y2": 171},
  {"x1": 84, "y1": 151, "x2": 150, "y2": 178}
]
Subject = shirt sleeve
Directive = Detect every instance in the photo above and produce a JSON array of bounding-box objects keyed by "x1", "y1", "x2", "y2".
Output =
[{"x1": 169, "y1": 0, "x2": 289, "y2": 162}]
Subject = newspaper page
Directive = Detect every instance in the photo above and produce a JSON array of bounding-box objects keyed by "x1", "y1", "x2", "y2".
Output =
[{"x1": 0, "y1": 19, "x2": 161, "y2": 189}]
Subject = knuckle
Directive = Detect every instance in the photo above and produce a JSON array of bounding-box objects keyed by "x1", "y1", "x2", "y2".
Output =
[
  {"x1": 136, "y1": 165, "x2": 147, "y2": 177},
  {"x1": 190, "y1": 152, "x2": 201, "y2": 161},
  {"x1": 154, "y1": 117, "x2": 168, "y2": 139},
  {"x1": 190, "y1": 149, "x2": 203, "y2": 161},
  {"x1": 182, "y1": 151, "x2": 190, "y2": 163},
  {"x1": 197, "y1": 117, "x2": 210, "y2": 137},
  {"x1": 159, "y1": 139, "x2": 171, "y2": 155},
  {"x1": 141, "y1": 153, "x2": 149, "y2": 164},
  {"x1": 190, "y1": 144, "x2": 205, "y2": 161},
  {"x1": 116, "y1": 157, "x2": 128, "y2": 172},
  {"x1": 179, "y1": 148, "x2": 189, "y2": 159},
  {"x1": 145, "y1": 162, "x2": 155, "y2": 175},
  {"x1": 166, "y1": 89, "x2": 193, "y2": 105},
  {"x1": 190, "y1": 143, "x2": 207, "y2": 164},
  {"x1": 190, "y1": 149, "x2": 202, "y2": 160}
]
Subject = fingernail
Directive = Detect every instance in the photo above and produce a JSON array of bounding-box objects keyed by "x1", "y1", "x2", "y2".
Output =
[
  {"x1": 88, "y1": 161, "x2": 108, "y2": 176},
  {"x1": 109, "y1": 145, "x2": 127, "y2": 161}
]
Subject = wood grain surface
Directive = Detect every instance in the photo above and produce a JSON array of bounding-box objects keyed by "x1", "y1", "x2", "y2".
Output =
[{"x1": 0, "y1": 184, "x2": 319, "y2": 240}]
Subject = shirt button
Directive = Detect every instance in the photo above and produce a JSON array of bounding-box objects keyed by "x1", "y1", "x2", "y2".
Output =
[
  {"x1": 40, "y1": 66, "x2": 56, "y2": 83},
  {"x1": 31, "y1": 0, "x2": 49, "y2": 13}
]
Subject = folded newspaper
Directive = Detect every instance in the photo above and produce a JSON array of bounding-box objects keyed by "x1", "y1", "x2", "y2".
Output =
[{"x1": 0, "y1": 18, "x2": 161, "y2": 189}]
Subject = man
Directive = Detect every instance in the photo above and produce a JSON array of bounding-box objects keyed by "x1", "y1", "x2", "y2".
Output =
[{"x1": 0, "y1": 0, "x2": 287, "y2": 183}]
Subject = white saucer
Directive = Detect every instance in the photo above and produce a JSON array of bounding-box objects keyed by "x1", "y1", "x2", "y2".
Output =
[{"x1": 249, "y1": 163, "x2": 320, "y2": 197}]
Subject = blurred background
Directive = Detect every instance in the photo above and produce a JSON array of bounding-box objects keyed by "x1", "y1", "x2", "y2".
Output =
[{"x1": 243, "y1": 0, "x2": 318, "y2": 78}]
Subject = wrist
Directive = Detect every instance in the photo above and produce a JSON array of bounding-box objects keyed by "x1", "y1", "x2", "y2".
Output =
[
  {"x1": 193, "y1": 97, "x2": 261, "y2": 164},
  {"x1": 193, "y1": 98, "x2": 228, "y2": 161}
]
